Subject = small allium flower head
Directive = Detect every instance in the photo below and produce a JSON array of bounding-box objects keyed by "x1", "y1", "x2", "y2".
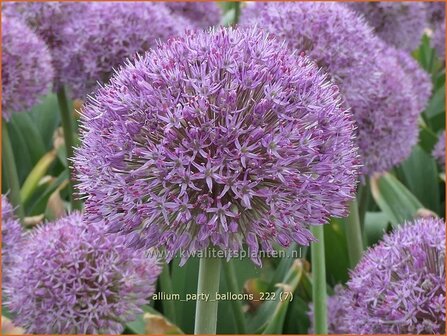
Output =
[
  {"x1": 75, "y1": 27, "x2": 359, "y2": 265},
  {"x1": 2, "y1": 2, "x2": 85, "y2": 89},
  {"x1": 308, "y1": 285, "x2": 349, "y2": 334},
  {"x1": 347, "y1": 1, "x2": 428, "y2": 52},
  {"x1": 165, "y1": 1, "x2": 221, "y2": 29},
  {"x1": 433, "y1": 131, "x2": 445, "y2": 169},
  {"x1": 433, "y1": 22, "x2": 446, "y2": 60},
  {"x1": 389, "y1": 47, "x2": 432, "y2": 114},
  {"x1": 345, "y1": 218, "x2": 446, "y2": 334},
  {"x1": 1, "y1": 16, "x2": 53, "y2": 119},
  {"x1": 5, "y1": 213, "x2": 160, "y2": 334},
  {"x1": 61, "y1": 2, "x2": 191, "y2": 98},
  {"x1": 1, "y1": 195, "x2": 23, "y2": 283}
]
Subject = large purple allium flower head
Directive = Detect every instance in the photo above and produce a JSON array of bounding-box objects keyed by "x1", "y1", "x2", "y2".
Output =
[
  {"x1": 2, "y1": 2, "x2": 85, "y2": 90},
  {"x1": 433, "y1": 131, "x2": 445, "y2": 169},
  {"x1": 4, "y1": 213, "x2": 160, "y2": 334},
  {"x1": 61, "y1": 2, "x2": 191, "y2": 98},
  {"x1": 241, "y1": 2, "x2": 420, "y2": 175},
  {"x1": 165, "y1": 1, "x2": 221, "y2": 29},
  {"x1": 344, "y1": 217, "x2": 446, "y2": 334},
  {"x1": 347, "y1": 1, "x2": 428, "y2": 52},
  {"x1": 392, "y1": 48, "x2": 432, "y2": 113},
  {"x1": 433, "y1": 21, "x2": 446, "y2": 60},
  {"x1": 75, "y1": 27, "x2": 359, "y2": 266},
  {"x1": 1, "y1": 195, "x2": 23, "y2": 284},
  {"x1": 308, "y1": 284, "x2": 349, "y2": 334},
  {"x1": 1, "y1": 16, "x2": 53, "y2": 120}
]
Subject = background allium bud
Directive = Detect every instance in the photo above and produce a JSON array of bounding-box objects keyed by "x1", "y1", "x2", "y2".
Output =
[
  {"x1": 433, "y1": 131, "x2": 445, "y2": 169},
  {"x1": 75, "y1": 27, "x2": 359, "y2": 266},
  {"x1": 433, "y1": 21, "x2": 446, "y2": 60},
  {"x1": 165, "y1": 1, "x2": 221, "y2": 29},
  {"x1": 241, "y1": 2, "x2": 420, "y2": 174},
  {"x1": 390, "y1": 47, "x2": 432, "y2": 114},
  {"x1": 2, "y1": 1, "x2": 85, "y2": 90},
  {"x1": 308, "y1": 285, "x2": 349, "y2": 334},
  {"x1": 1, "y1": 16, "x2": 53, "y2": 119},
  {"x1": 5, "y1": 213, "x2": 160, "y2": 334},
  {"x1": 61, "y1": 2, "x2": 191, "y2": 98},
  {"x1": 344, "y1": 218, "x2": 446, "y2": 334},
  {"x1": 346, "y1": 1, "x2": 428, "y2": 52},
  {"x1": 1, "y1": 195, "x2": 23, "y2": 284}
]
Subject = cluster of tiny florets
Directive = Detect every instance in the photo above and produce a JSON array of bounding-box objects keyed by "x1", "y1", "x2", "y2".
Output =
[
  {"x1": 346, "y1": 1, "x2": 428, "y2": 52},
  {"x1": 1, "y1": 16, "x2": 54, "y2": 119},
  {"x1": 60, "y1": 2, "x2": 191, "y2": 98},
  {"x1": 433, "y1": 131, "x2": 445, "y2": 169},
  {"x1": 1, "y1": 195, "x2": 23, "y2": 285},
  {"x1": 241, "y1": 2, "x2": 422, "y2": 175},
  {"x1": 344, "y1": 218, "x2": 445, "y2": 334},
  {"x1": 4, "y1": 213, "x2": 161, "y2": 334},
  {"x1": 165, "y1": 1, "x2": 221, "y2": 29},
  {"x1": 2, "y1": 1, "x2": 85, "y2": 90},
  {"x1": 75, "y1": 27, "x2": 359, "y2": 265}
]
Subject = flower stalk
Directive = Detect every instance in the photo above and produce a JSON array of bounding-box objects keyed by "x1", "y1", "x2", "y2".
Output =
[
  {"x1": 222, "y1": 260, "x2": 246, "y2": 333},
  {"x1": 311, "y1": 225, "x2": 328, "y2": 334},
  {"x1": 159, "y1": 263, "x2": 176, "y2": 323},
  {"x1": 345, "y1": 198, "x2": 364, "y2": 268},
  {"x1": 194, "y1": 251, "x2": 221, "y2": 335},
  {"x1": 2, "y1": 120, "x2": 24, "y2": 219}
]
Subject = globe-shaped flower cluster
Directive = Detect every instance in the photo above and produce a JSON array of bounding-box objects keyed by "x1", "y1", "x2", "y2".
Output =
[
  {"x1": 166, "y1": 1, "x2": 221, "y2": 29},
  {"x1": 345, "y1": 217, "x2": 445, "y2": 334},
  {"x1": 433, "y1": 131, "x2": 445, "y2": 169},
  {"x1": 2, "y1": 1, "x2": 85, "y2": 90},
  {"x1": 1, "y1": 16, "x2": 54, "y2": 119},
  {"x1": 1, "y1": 195, "x2": 23, "y2": 284},
  {"x1": 346, "y1": 1, "x2": 428, "y2": 52},
  {"x1": 4, "y1": 213, "x2": 161, "y2": 334},
  {"x1": 60, "y1": 2, "x2": 191, "y2": 98},
  {"x1": 75, "y1": 27, "x2": 359, "y2": 265},
  {"x1": 241, "y1": 2, "x2": 422, "y2": 175}
]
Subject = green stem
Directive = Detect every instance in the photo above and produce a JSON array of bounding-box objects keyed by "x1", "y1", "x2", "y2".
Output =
[
  {"x1": 56, "y1": 87, "x2": 81, "y2": 210},
  {"x1": 2, "y1": 121, "x2": 24, "y2": 219},
  {"x1": 159, "y1": 263, "x2": 177, "y2": 323},
  {"x1": 345, "y1": 198, "x2": 364, "y2": 268},
  {"x1": 311, "y1": 226, "x2": 327, "y2": 334},
  {"x1": 222, "y1": 260, "x2": 246, "y2": 334},
  {"x1": 194, "y1": 252, "x2": 221, "y2": 334},
  {"x1": 357, "y1": 182, "x2": 369, "y2": 228}
]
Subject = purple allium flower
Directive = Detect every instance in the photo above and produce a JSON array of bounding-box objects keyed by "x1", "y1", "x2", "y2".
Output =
[
  {"x1": 433, "y1": 131, "x2": 445, "y2": 169},
  {"x1": 75, "y1": 27, "x2": 359, "y2": 266},
  {"x1": 241, "y1": 2, "x2": 420, "y2": 175},
  {"x1": 165, "y1": 1, "x2": 221, "y2": 29},
  {"x1": 344, "y1": 217, "x2": 446, "y2": 334},
  {"x1": 426, "y1": 1, "x2": 445, "y2": 27},
  {"x1": 4, "y1": 213, "x2": 160, "y2": 334},
  {"x1": 1, "y1": 195, "x2": 23, "y2": 284},
  {"x1": 346, "y1": 2, "x2": 428, "y2": 52},
  {"x1": 433, "y1": 21, "x2": 446, "y2": 60},
  {"x1": 60, "y1": 2, "x2": 191, "y2": 98},
  {"x1": 392, "y1": 48, "x2": 432, "y2": 113},
  {"x1": 1, "y1": 16, "x2": 53, "y2": 120},
  {"x1": 308, "y1": 285, "x2": 349, "y2": 334},
  {"x1": 2, "y1": 2, "x2": 85, "y2": 90}
]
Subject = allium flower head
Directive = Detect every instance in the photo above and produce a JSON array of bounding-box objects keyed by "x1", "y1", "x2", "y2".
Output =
[
  {"x1": 2, "y1": 2, "x2": 85, "y2": 89},
  {"x1": 346, "y1": 2, "x2": 428, "y2": 52},
  {"x1": 344, "y1": 217, "x2": 446, "y2": 334},
  {"x1": 165, "y1": 1, "x2": 221, "y2": 29},
  {"x1": 241, "y1": 2, "x2": 420, "y2": 174},
  {"x1": 1, "y1": 16, "x2": 53, "y2": 119},
  {"x1": 1, "y1": 195, "x2": 23, "y2": 284},
  {"x1": 4, "y1": 213, "x2": 160, "y2": 334},
  {"x1": 433, "y1": 21, "x2": 446, "y2": 60},
  {"x1": 75, "y1": 27, "x2": 359, "y2": 265},
  {"x1": 308, "y1": 285, "x2": 349, "y2": 334},
  {"x1": 61, "y1": 2, "x2": 191, "y2": 98},
  {"x1": 433, "y1": 131, "x2": 445, "y2": 169}
]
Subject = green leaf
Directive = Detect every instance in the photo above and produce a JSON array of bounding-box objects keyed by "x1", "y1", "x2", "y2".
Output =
[
  {"x1": 370, "y1": 172, "x2": 424, "y2": 227},
  {"x1": 419, "y1": 124, "x2": 439, "y2": 153},
  {"x1": 364, "y1": 212, "x2": 392, "y2": 246},
  {"x1": 5, "y1": 120, "x2": 32, "y2": 184},
  {"x1": 29, "y1": 93, "x2": 60, "y2": 148},
  {"x1": 324, "y1": 218, "x2": 350, "y2": 284}
]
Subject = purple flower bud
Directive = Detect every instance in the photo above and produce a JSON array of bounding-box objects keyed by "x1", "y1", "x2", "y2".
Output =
[{"x1": 433, "y1": 131, "x2": 445, "y2": 169}]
